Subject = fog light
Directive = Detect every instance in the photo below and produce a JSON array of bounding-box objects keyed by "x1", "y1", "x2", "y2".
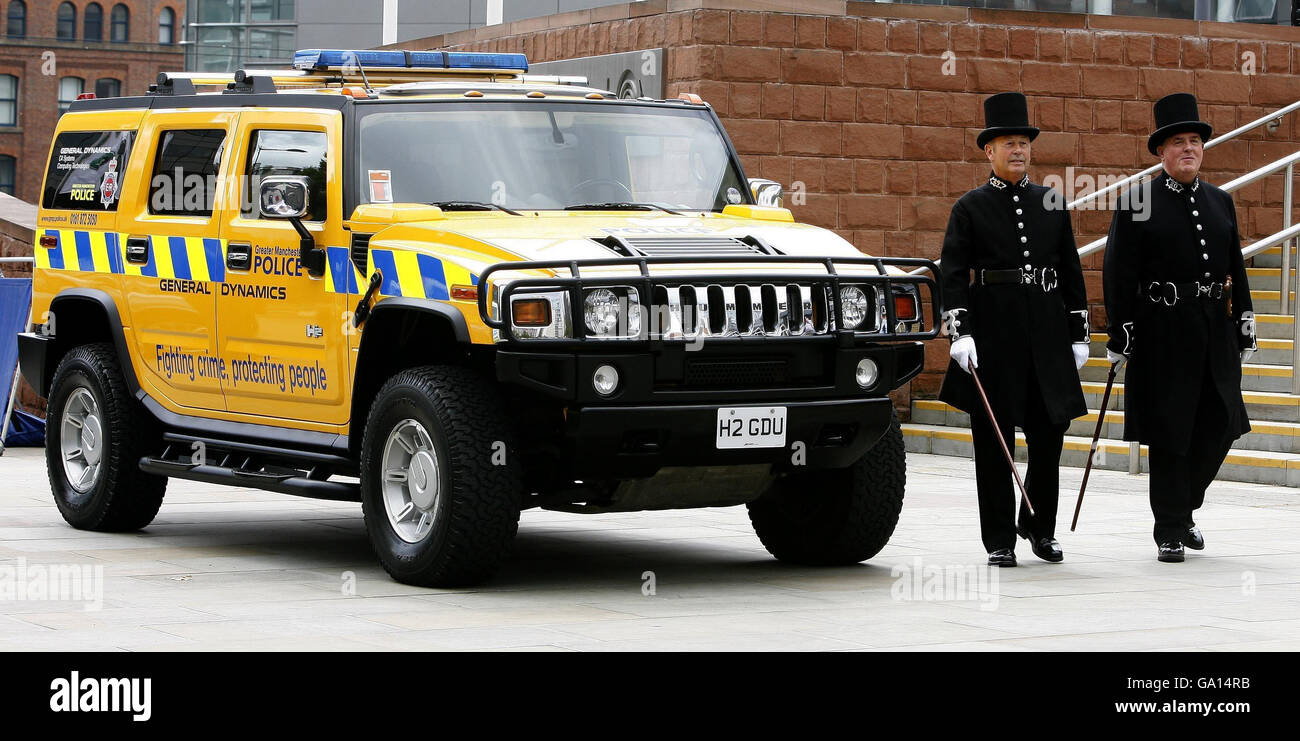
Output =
[
  {"x1": 593, "y1": 364, "x2": 620, "y2": 396},
  {"x1": 855, "y1": 358, "x2": 879, "y2": 389}
]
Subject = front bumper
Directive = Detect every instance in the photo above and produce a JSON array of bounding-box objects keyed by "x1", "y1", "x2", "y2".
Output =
[
  {"x1": 564, "y1": 397, "x2": 895, "y2": 479},
  {"x1": 497, "y1": 341, "x2": 925, "y2": 405}
]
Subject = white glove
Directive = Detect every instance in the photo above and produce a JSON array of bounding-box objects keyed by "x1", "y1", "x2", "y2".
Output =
[
  {"x1": 1106, "y1": 349, "x2": 1127, "y2": 368},
  {"x1": 950, "y1": 336, "x2": 978, "y2": 374},
  {"x1": 1240, "y1": 348, "x2": 1255, "y2": 364},
  {"x1": 1072, "y1": 343, "x2": 1089, "y2": 371}
]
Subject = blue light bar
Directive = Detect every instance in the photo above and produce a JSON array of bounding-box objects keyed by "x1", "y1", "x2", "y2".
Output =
[{"x1": 292, "y1": 49, "x2": 528, "y2": 72}]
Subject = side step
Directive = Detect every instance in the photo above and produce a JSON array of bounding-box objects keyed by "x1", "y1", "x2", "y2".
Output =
[
  {"x1": 138, "y1": 434, "x2": 361, "y2": 502},
  {"x1": 138, "y1": 458, "x2": 360, "y2": 501}
]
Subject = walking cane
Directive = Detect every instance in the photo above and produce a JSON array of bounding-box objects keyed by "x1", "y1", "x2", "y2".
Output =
[
  {"x1": 968, "y1": 363, "x2": 1034, "y2": 517},
  {"x1": 1071, "y1": 361, "x2": 1118, "y2": 531}
]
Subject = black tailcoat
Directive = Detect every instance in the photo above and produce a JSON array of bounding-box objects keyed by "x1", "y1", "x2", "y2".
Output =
[
  {"x1": 939, "y1": 173, "x2": 1089, "y2": 426},
  {"x1": 1103, "y1": 173, "x2": 1255, "y2": 454}
]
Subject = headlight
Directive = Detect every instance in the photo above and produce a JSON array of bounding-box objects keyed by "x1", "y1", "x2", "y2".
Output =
[
  {"x1": 583, "y1": 287, "x2": 641, "y2": 338},
  {"x1": 839, "y1": 285, "x2": 871, "y2": 330}
]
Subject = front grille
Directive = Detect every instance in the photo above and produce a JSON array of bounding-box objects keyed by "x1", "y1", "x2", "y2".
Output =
[
  {"x1": 644, "y1": 282, "x2": 877, "y2": 338},
  {"x1": 684, "y1": 359, "x2": 789, "y2": 387}
]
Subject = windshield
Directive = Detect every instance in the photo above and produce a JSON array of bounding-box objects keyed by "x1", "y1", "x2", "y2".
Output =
[{"x1": 355, "y1": 101, "x2": 748, "y2": 211}]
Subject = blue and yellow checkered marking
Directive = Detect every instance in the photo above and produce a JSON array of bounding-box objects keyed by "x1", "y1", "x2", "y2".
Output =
[
  {"x1": 37, "y1": 229, "x2": 229, "y2": 282},
  {"x1": 360, "y1": 247, "x2": 478, "y2": 300},
  {"x1": 39, "y1": 229, "x2": 481, "y2": 301}
]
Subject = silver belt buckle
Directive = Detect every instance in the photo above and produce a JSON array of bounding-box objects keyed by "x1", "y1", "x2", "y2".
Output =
[
  {"x1": 1020, "y1": 268, "x2": 1034, "y2": 286},
  {"x1": 1040, "y1": 268, "x2": 1058, "y2": 293}
]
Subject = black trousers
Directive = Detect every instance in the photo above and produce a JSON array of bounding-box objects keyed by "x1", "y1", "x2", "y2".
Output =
[
  {"x1": 1146, "y1": 368, "x2": 1232, "y2": 545},
  {"x1": 969, "y1": 364, "x2": 1067, "y2": 552}
]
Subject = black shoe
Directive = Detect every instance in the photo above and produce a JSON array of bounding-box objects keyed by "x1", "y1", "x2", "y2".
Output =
[
  {"x1": 1185, "y1": 526, "x2": 1205, "y2": 551},
  {"x1": 1017, "y1": 523, "x2": 1064, "y2": 563},
  {"x1": 987, "y1": 548, "x2": 1017, "y2": 567},
  {"x1": 1158, "y1": 541, "x2": 1185, "y2": 563}
]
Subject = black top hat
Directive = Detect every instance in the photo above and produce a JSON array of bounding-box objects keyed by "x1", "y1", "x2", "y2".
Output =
[
  {"x1": 1148, "y1": 93, "x2": 1212, "y2": 155},
  {"x1": 976, "y1": 92, "x2": 1040, "y2": 150}
]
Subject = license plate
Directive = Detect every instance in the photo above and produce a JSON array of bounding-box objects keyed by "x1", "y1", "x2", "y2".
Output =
[{"x1": 716, "y1": 406, "x2": 787, "y2": 449}]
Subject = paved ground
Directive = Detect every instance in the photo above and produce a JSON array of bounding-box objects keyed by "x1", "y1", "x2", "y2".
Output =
[{"x1": 1, "y1": 445, "x2": 1298, "y2": 652}]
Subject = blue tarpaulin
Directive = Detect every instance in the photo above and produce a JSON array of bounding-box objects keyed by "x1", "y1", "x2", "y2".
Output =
[{"x1": 1, "y1": 277, "x2": 43, "y2": 447}]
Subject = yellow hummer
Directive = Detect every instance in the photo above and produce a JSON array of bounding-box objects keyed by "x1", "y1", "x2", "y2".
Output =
[{"x1": 17, "y1": 50, "x2": 940, "y2": 586}]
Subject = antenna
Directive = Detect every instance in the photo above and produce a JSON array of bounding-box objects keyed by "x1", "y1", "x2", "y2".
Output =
[{"x1": 342, "y1": 50, "x2": 374, "y2": 93}]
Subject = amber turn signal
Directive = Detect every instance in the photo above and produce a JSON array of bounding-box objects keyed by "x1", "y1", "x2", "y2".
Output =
[
  {"x1": 512, "y1": 298, "x2": 552, "y2": 327},
  {"x1": 894, "y1": 294, "x2": 918, "y2": 322},
  {"x1": 450, "y1": 284, "x2": 478, "y2": 301}
]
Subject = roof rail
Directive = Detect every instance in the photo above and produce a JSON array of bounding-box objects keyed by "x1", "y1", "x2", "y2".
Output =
[
  {"x1": 148, "y1": 74, "x2": 196, "y2": 96},
  {"x1": 222, "y1": 70, "x2": 277, "y2": 95}
]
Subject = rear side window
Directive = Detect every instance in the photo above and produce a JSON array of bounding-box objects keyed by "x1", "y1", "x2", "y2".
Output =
[
  {"x1": 149, "y1": 129, "x2": 226, "y2": 216},
  {"x1": 42, "y1": 130, "x2": 134, "y2": 211},
  {"x1": 242, "y1": 129, "x2": 328, "y2": 221}
]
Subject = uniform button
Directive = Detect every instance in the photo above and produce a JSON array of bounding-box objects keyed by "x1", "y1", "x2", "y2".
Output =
[
  {"x1": 1204, "y1": 272, "x2": 1211, "y2": 278},
  {"x1": 1023, "y1": 251, "x2": 1030, "y2": 257},
  {"x1": 1192, "y1": 210, "x2": 1199, "y2": 216},
  {"x1": 1200, "y1": 239, "x2": 1206, "y2": 245},
  {"x1": 1017, "y1": 222, "x2": 1024, "y2": 229},
  {"x1": 1024, "y1": 264, "x2": 1032, "y2": 271},
  {"x1": 1202, "y1": 253, "x2": 1209, "y2": 260},
  {"x1": 1020, "y1": 236, "x2": 1027, "y2": 243},
  {"x1": 1015, "y1": 208, "x2": 1023, "y2": 215},
  {"x1": 1190, "y1": 197, "x2": 1195, "y2": 203},
  {"x1": 1013, "y1": 195, "x2": 1020, "y2": 202},
  {"x1": 1196, "y1": 224, "x2": 1203, "y2": 231}
]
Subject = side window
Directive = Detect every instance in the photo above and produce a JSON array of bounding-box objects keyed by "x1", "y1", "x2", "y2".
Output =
[
  {"x1": 41, "y1": 130, "x2": 134, "y2": 211},
  {"x1": 149, "y1": 129, "x2": 226, "y2": 217},
  {"x1": 242, "y1": 129, "x2": 327, "y2": 221}
]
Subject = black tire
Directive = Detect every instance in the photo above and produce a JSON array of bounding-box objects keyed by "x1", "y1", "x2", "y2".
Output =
[
  {"x1": 360, "y1": 366, "x2": 522, "y2": 587},
  {"x1": 45, "y1": 343, "x2": 166, "y2": 531},
  {"x1": 747, "y1": 411, "x2": 906, "y2": 565}
]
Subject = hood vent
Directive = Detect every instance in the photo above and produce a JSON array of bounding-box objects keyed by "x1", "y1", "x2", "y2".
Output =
[{"x1": 592, "y1": 234, "x2": 781, "y2": 258}]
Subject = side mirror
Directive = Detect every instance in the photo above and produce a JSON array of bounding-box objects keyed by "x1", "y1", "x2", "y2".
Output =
[
  {"x1": 259, "y1": 176, "x2": 325, "y2": 277},
  {"x1": 748, "y1": 178, "x2": 783, "y2": 208},
  {"x1": 259, "y1": 175, "x2": 310, "y2": 219}
]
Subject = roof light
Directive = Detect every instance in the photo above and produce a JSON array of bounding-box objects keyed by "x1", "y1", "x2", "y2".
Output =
[
  {"x1": 292, "y1": 49, "x2": 528, "y2": 72},
  {"x1": 76, "y1": 93, "x2": 96, "y2": 100}
]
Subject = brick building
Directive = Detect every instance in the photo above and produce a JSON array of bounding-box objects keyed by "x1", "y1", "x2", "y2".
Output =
[
  {"x1": 390, "y1": 0, "x2": 1300, "y2": 410},
  {"x1": 0, "y1": 0, "x2": 185, "y2": 204}
]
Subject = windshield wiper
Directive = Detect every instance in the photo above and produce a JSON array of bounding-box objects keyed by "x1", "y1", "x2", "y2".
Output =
[
  {"x1": 564, "y1": 202, "x2": 682, "y2": 215},
  {"x1": 427, "y1": 200, "x2": 521, "y2": 216}
]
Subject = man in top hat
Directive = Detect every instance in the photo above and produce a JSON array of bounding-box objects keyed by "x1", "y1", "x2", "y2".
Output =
[
  {"x1": 1102, "y1": 92, "x2": 1256, "y2": 563},
  {"x1": 939, "y1": 92, "x2": 1090, "y2": 567}
]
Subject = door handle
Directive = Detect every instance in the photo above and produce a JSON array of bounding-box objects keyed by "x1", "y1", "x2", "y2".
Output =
[
  {"x1": 125, "y1": 236, "x2": 149, "y2": 264},
  {"x1": 226, "y1": 242, "x2": 251, "y2": 271}
]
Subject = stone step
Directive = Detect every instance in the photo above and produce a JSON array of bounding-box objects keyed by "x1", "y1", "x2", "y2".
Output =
[
  {"x1": 1086, "y1": 333, "x2": 1294, "y2": 366},
  {"x1": 1256, "y1": 313, "x2": 1295, "y2": 339},
  {"x1": 911, "y1": 399, "x2": 1300, "y2": 454},
  {"x1": 1077, "y1": 380, "x2": 1300, "y2": 423},
  {"x1": 1248, "y1": 289, "x2": 1296, "y2": 315},
  {"x1": 1250, "y1": 245, "x2": 1285, "y2": 268},
  {"x1": 1246, "y1": 266, "x2": 1295, "y2": 293},
  {"x1": 1076, "y1": 356, "x2": 1293, "y2": 392},
  {"x1": 901, "y1": 423, "x2": 1300, "y2": 486}
]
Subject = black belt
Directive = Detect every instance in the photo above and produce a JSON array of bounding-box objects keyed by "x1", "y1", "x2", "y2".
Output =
[
  {"x1": 1144, "y1": 280, "x2": 1225, "y2": 307},
  {"x1": 979, "y1": 266, "x2": 1057, "y2": 292}
]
